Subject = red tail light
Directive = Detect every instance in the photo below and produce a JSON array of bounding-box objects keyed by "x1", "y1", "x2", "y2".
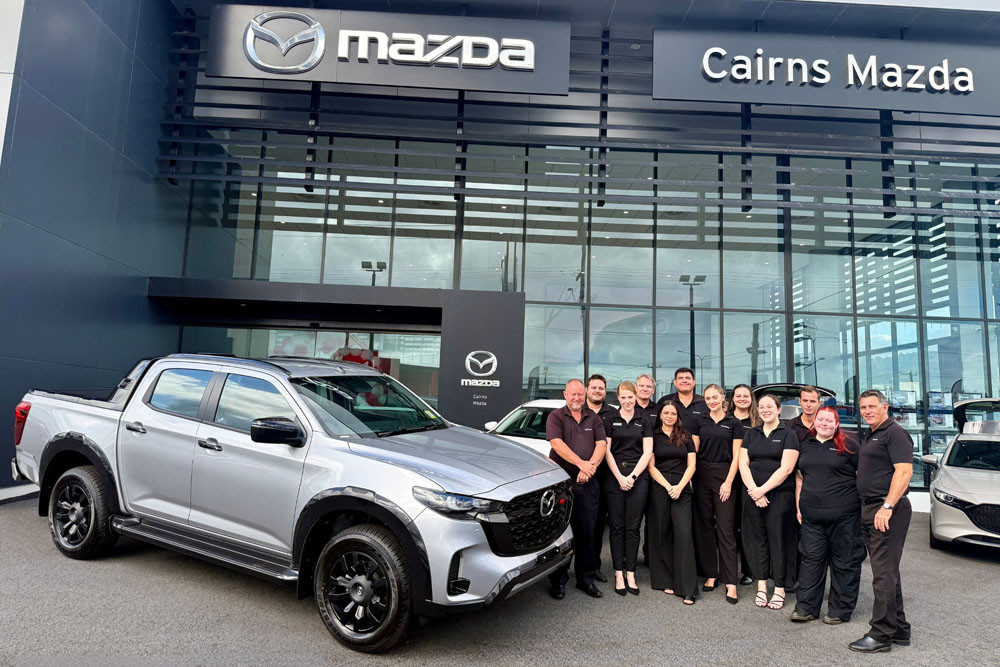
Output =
[{"x1": 14, "y1": 401, "x2": 31, "y2": 446}]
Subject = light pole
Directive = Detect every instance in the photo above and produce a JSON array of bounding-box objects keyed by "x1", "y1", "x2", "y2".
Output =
[
  {"x1": 679, "y1": 350, "x2": 712, "y2": 385},
  {"x1": 361, "y1": 260, "x2": 387, "y2": 287},
  {"x1": 679, "y1": 275, "x2": 707, "y2": 372},
  {"x1": 795, "y1": 357, "x2": 825, "y2": 386}
]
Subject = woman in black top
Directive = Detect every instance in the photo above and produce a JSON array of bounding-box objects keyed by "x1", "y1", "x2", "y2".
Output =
[
  {"x1": 603, "y1": 381, "x2": 654, "y2": 596},
  {"x1": 739, "y1": 394, "x2": 800, "y2": 611},
  {"x1": 692, "y1": 384, "x2": 744, "y2": 603},
  {"x1": 646, "y1": 401, "x2": 698, "y2": 604},
  {"x1": 791, "y1": 406, "x2": 865, "y2": 624},
  {"x1": 731, "y1": 384, "x2": 760, "y2": 428}
]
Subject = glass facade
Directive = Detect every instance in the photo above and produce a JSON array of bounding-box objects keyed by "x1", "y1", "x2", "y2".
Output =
[{"x1": 163, "y1": 28, "x2": 1000, "y2": 489}]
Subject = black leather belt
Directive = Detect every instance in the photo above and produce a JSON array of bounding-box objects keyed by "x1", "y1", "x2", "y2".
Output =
[{"x1": 860, "y1": 496, "x2": 886, "y2": 505}]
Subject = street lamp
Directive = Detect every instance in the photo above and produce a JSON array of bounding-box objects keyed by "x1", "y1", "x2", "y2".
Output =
[
  {"x1": 361, "y1": 260, "x2": 387, "y2": 286},
  {"x1": 679, "y1": 350, "x2": 712, "y2": 385},
  {"x1": 679, "y1": 275, "x2": 707, "y2": 371}
]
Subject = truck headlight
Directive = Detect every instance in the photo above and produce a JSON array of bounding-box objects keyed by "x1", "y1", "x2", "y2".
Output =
[
  {"x1": 933, "y1": 488, "x2": 973, "y2": 510},
  {"x1": 413, "y1": 487, "x2": 503, "y2": 518}
]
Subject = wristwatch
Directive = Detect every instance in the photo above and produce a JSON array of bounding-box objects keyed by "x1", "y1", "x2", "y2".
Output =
[
  {"x1": 630, "y1": 473, "x2": 637, "y2": 481},
  {"x1": 882, "y1": 502, "x2": 894, "y2": 510}
]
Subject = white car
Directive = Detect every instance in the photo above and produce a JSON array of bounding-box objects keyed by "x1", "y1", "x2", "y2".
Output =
[
  {"x1": 923, "y1": 399, "x2": 1000, "y2": 550},
  {"x1": 485, "y1": 400, "x2": 566, "y2": 456}
]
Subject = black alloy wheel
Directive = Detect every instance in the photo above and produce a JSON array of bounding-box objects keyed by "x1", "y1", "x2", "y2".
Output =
[
  {"x1": 314, "y1": 524, "x2": 412, "y2": 653},
  {"x1": 48, "y1": 466, "x2": 118, "y2": 559}
]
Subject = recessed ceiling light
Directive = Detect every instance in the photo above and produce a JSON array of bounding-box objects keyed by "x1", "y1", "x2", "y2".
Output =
[
  {"x1": 250, "y1": 192, "x2": 258, "y2": 197},
  {"x1": 377, "y1": 199, "x2": 384, "y2": 203},
  {"x1": 745, "y1": 215, "x2": 751, "y2": 219},
  {"x1": 501, "y1": 205, "x2": 507, "y2": 209},
  {"x1": 631, "y1": 43, "x2": 641, "y2": 50}
]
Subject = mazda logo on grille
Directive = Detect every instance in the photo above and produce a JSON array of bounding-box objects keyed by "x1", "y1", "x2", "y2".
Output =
[
  {"x1": 465, "y1": 350, "x2": 498, "y2": 377},
  {"x1": 244, "y1": 11, "x2": 326, "y2": 74},
  {"x1": 539, "y1": 489, "x2": 557, "y2": 517}
]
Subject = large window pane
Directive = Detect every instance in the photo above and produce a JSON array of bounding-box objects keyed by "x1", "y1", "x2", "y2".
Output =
[
  {"x1": 523, "y1": 304, "x2": 585, "y2": 399},
  {"x1": 791, "y1": 210, "x2": 852, "y2": 313},
  {"x1": 461, "y1": 145, "x2": 524, "y2": 291},
  {"x1": 588, "y1": 308, "x2": 653, "y2": 389},
  {"x1": 590, "y1": 151, "x2": 653, "y2": 305},
  {"x1": 722, "y1": 206, "x2": 784, "y2": 310},
  {"x1": 524, "y1": 146, "x2": 590, "y2": 302},
  {"x1": 655, "y1": 309, "x2": 721, "y2": 395},
  {"x1": 723, "y1": 312, "x2": 786, "y2": 387},
  {"x1": 791, "y1": 315, "x2": 855, "y2": 404}
]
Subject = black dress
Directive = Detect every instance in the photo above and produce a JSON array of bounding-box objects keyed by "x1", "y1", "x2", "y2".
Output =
[{"x1": 647, "y1": 430, "x2": 697, "y2": 597}]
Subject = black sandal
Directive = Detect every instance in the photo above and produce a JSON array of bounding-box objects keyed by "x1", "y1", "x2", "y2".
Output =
[
  {"x1": 683, "y1": 595, "x2": 696, "y2": 605},
  {"x1": 768, "y1": 593, "x2": 786, "y2": 610},
  {"x1": 754, "y1": 591, "x2": 769, "y2": 608},
  {"x1": 702, "y1": 582, "x2": 717, "y2": 592}
]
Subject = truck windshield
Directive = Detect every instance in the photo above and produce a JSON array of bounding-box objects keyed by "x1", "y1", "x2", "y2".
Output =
[{"x1": 291, "y1": 375, "x2": 446, "y2": 438}]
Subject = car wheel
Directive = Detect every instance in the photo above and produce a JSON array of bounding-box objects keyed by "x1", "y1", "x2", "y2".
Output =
[
  {"x1": 314, "y1": 524, "x2": 413, "y2": 653},
  {"x1": 48, "y1": 466, "x2": 118, "y2": 559}
]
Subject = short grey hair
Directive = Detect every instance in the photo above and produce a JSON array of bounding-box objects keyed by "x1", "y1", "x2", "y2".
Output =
[
  {"x1": 860, "y1": 389, "x2": 888, "y2": 404},
  {"x1": 635, "y1": 374, "x2": 655, "y2": 385}
]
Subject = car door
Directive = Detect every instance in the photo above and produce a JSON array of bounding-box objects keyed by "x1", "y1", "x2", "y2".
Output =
[
  {"x1": 119, "y1": 362, "x2": 221, "y2": 521},
  {"x1": 188, "y1": 369, "x2": 310, "y2": 553}
]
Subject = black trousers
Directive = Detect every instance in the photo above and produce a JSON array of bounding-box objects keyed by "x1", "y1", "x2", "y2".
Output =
[
  {"x1": 742, "y1": 488, "x2": 798, "y2": 587},
  {"x1": 795, "y1": 509, "x2": 865, "y2": 619},
  {"x1": 647, "y1": 482, "x2": 697, "y2": 597},
  {"x1": 593, "y1": 466, "x2": 608, "y2": 572},
  {"x1": 692, "y1": 463, "x2": 739, "y2": 586},
  {"x1": 604, "y1": 471, "x2": 650, "y2": 572},
  {"x1": 733, "y1": 478, "x2": 753, "y2": 578},
  {"x1": 861, "y1": 497, "x2": 912, "y2": 642},
  {"x1": 549, "y1": 478, "x2": 600, "y2": 588}
]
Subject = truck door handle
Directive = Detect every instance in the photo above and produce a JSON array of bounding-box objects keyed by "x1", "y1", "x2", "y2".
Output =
[
  {"x1": 125, "y1": 422, "x2": 147, "y2": 434},
  {"x1": 198, "y1": 438, "x2": 222, "y2": 451}
]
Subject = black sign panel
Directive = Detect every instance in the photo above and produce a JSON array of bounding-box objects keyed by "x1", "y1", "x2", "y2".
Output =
[
  {"x1": 437, "y1": 292, "x2": 525, "y2": 429},
  {"x1": 654, "y1": 30, "x2": 996, "y2": 115},
  {"x1": 206, "y1": 5, "x2": 570, "y2": 95}
]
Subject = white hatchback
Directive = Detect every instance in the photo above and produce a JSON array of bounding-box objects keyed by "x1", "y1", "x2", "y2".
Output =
[
  {"x1": 923, "y1": 399, "x2": 1000, "y2": 550},
  {"x1": 484, "y1": 399, "x2": 566, "y2": 457}
]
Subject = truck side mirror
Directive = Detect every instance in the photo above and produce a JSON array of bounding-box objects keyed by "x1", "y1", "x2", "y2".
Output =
[{"x1": 251, "y1": 417, "x2": 305, "y2": 446}]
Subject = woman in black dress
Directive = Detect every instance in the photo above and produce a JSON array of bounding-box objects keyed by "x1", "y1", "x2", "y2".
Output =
[
  {"x1": 739, "y1": 394, "x2": 800, "y2": 611},
  {"x1": 603, "y1": 381, "x2": 654, "y2": 596},
  {"x1": 646, "y1": 401, "x2": 698, "y2": 604},
  {"x1": 791, "y1": 406, "x2": 865, "y2": 623},
  {"x1": 692, "y1": 384, "x2": 744, "y2": 604}
]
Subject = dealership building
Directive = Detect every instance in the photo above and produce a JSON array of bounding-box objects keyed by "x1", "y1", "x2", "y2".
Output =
[{"x1": 4, "y1": 0, "x2": 1000, "y2": 491}]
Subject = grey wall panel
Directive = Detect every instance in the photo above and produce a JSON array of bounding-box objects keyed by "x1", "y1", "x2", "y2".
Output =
[
  {"x1": 123, "y1": 59, "x2": 167, "y2": 174},
  {"x1": 3, "y1": 85, "x2": 121, "y2": 256},
  {"x1": 0, "y1": 215, "x2": 107, "y2": 367},
  {"x1": 134, "y1": 0, "x2": 176, "y2": 84},
  {"x1": 19, "y1": 0, "x2": 132, "y2": 149},
  {"x1": 97, "y1": 260, "x2": 180, "y2": 373},
  {"x1": 110, "y1": 159, "x2": 188, "y2": 277},
  {"x1": 82, "y1": 0, "x2": 141, "y2": 51}
]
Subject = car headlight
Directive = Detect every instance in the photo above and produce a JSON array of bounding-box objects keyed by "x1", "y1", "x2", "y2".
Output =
[
  {"x1": 413, "y1": 487, "x2": 503, "y2": 518},
  {"x1": 933, "y1": 488, "x2": 973, "y2": 510}
]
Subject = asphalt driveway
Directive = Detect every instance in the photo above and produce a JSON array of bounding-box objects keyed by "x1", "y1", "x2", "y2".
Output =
[{"x1": 1, "y1": 497, "x2": 997, "y2": 666}]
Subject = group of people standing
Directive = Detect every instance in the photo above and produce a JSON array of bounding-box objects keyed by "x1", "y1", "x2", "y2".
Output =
[{"x1": 544, "y1": 369, "x2": 914, "y2": 653}]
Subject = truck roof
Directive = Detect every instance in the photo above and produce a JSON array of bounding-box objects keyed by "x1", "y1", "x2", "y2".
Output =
[{"x1": 164, "y1": 353, "x2": 384, "y2": 378}]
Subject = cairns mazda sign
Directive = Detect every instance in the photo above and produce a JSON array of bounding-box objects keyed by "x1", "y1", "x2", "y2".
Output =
[
  {"x1": 654, "y1": 30, "x2": 998, "y2": 115},
  {"x1": 208, "y1": 5, "x2": 569, "y2": 94}
]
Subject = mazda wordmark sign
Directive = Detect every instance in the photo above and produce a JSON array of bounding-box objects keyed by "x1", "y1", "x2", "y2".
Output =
[{"x1": 207, "y1": 5, "x2": 570, "y2": 95}]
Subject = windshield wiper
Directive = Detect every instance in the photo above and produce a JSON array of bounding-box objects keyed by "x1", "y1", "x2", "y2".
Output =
[{"x1": 376, "y1": 423, "x2": 445, "y2": 438}]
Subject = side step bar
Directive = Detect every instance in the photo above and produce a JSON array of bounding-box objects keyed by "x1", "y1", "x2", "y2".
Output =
[{"x1": 111, "y1": 516, "x2": 298, "y2": 583}]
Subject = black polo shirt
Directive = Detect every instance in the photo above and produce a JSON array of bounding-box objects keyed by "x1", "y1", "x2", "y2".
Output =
[
  {"x1": 602, "y1": 409, "x2": 653, "y2": 470},
  {"x1": 798, "y1": 436, "x2": 860, "y2": 520},
  {"x1": 741, "y1": 423, "x2": 800, "y2": 491},
  {"x1": 656, "y1": 392, "x2": 708, "y2": 436},
  {"x1": 634, "y1": 399, "x2": 657, "y2": 427},
  {"x1": 546, "y1": 405, "x2": 607, "y2": 477},
  {"x1": 590, "y1": 401, "x2": 618, "y2": 423},
  {"x1": 785, "y1": 415, "x2": 813, "y2": 444},
  {"x1": 695, "y1": 413, "x2": 745, "y2": 464},
  {"x1": 857, "y1": 419, "x2": 913, "y2": 498},
  {"x1": 652, "y1": 430, "x2": 696, "y2": 485},
  {"x1": 733, "y1": 413, "x2": 753, "y2": 429}
]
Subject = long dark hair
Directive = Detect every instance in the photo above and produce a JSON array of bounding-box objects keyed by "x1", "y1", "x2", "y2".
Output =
[
  {"x1": 807, "y1": 406, "x2": 851, "y2": 455},
  {"x1": 731, "y1": 383, "x2": 761, "y2": 428},
  {"x1": 657, "y1": 401, "x2": 689, "y2": 446}
]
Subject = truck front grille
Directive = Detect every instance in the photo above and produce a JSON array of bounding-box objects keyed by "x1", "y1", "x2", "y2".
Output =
[
  {"x1": 967, "y1": 504, "x2": 1000, "y2": 535},
  {"x1": 477, "y1": 481, "x2": 573, "y2": 557}
]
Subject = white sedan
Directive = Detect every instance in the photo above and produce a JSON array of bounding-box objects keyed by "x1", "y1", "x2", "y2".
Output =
[
  {"x1": 923, "y1": 399, "x2": 1000, "y2": 550},
  {"x1": 484, "y1": 399, "x2": 565, "y2": 456}
]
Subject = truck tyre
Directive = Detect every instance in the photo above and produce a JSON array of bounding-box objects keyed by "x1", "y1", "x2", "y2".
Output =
[
  {"x1": 314, "y1": 524, "x2": 413, "y2": 653},
  {"x1": 48, "y1": 466, "x2": 118, "y2": 559}
]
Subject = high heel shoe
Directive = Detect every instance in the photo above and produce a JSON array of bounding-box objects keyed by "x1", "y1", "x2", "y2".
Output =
[
  {"x1": 615, "y1": 585, "x2": 627, "y2": 597},
  {"x1": 627, "y1": 584, "x2": 640, "y2": 596}
]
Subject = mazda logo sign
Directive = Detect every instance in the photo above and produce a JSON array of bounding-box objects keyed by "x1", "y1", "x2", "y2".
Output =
[
  {"x1": 539, "y1": 489, "x2": 556, "y2": 517},
  {"x1": 465, "y1": 351, "x2": 498, "y2": 377},
  {"x1": 244, "y1": 11, "x2": 326, "y2": 74}
]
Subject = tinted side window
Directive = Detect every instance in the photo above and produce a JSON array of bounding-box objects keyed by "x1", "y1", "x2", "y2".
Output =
[
  {"x1": 149, "y1": 369, "x2": 214, "y2": 418},
  {"x1": 214, "y1": 375, "x2": 296, "y2": 432}
]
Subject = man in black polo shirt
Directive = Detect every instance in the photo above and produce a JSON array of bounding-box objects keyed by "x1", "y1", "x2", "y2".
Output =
[
  {"x1": 656, "y1": 367, "x2": 708, "y2": 434},
  {"x1": 546, "y1": 379, "x2": 607, "y2": 599},
  {"x1": 849, "y1": 390, "x2": 914, "y2": 654},
  {"x1": 586, "y1": 374, "x2": 616, "y2": 584},
  {"x1": 635, "y1": 374, "x2": 658, "y2": 424},
  {"x1": 786, "y1": 385, "x2": 821, "y2": 443}
]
